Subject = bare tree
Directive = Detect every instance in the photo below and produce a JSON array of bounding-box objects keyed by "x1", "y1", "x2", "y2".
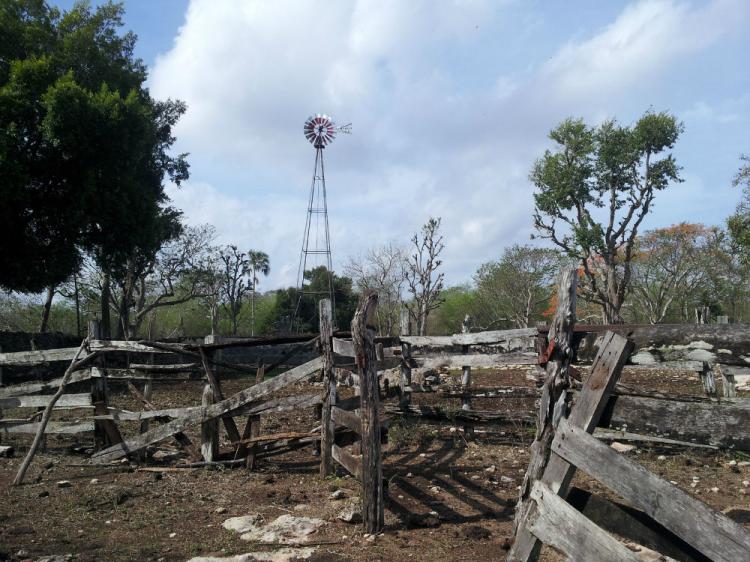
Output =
[
  {"x1": 109, "y1": 224, "x2": 216, "y2": 338},
  {"x1": 345, "y1": 243, "x2": 405, "y2": 335},
  {"x1": 628, "y1": 224, "x2": 710, "y2": 324},
  {"x1": 474, "y1": 245, "x2": 563, "y2": 329},
  {"x1": 404, "y1": 218, "x2": 445, "y2": 335},
  {"x1": 219, "y1": 245, "x2": 250, "y2": 335}
]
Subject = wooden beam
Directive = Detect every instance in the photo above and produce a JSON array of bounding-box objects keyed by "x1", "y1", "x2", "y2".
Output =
[
  {"x1": 0, "y1": 370, "x2": 93, "y2": 398},
  {"x1": 413, "y1": 352, "x2": 537, "y2": 369},
  {"x1": 567, "y1": 487, "x2": 710, "y2": 562},
  {"x1": 1, "y1": 420, "x2": 94, "y2": 434},
  {"x1": 331, "y1": 406, "x2": 361, "y2": 434},
  {"x1": 199, "y1": 347, "x2": 244, "y2": 453},
  {"x1": 527, "y1": 481, "x2": 642, "y2": 562},
  {"x1": 0, "y1": 393, "x2": 92, "y2": 409},
  {"x1": 384, "y1": 404, "x2": 536, "y2": 425},
  {"x1": 600, "y1": 394, "x2": 750, "y2": 451},
  {"x1": 332, "y1": 337, "x2": 355, "y2": 357},
  {"x1": 400, "y1": 327, "x2": 536, "y2": 347},
  {"x1": 0, "y1": 347, "x2": 82, "y2": 366},
  {"x1": 552, "y1": 418, "x2": 750, "y2": 562},
  {"x1": 332, "y1": 443, "x2": 363, "y2": 479},
  {"x1": 89, "y1": 356, "x2": 323, "y2": 464}
]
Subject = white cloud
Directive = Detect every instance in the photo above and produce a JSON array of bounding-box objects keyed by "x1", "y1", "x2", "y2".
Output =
[{"x1": 151, "y1": 0, "x2": 749, "y2": 289}]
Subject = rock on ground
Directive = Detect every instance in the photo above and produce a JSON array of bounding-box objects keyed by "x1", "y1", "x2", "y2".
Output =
[
  {"x1": 227, "y1": 514, "x2": 326, "y2": 545},
  {"x1": 188, "y1": 547, "x2": 316, "y2": 562}
]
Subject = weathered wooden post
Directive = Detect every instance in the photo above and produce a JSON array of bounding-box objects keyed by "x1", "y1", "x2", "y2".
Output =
[
  {"x1": 507, "y1": 268, "x2": 577, "y2": 561},
  {"x1": 89, "y1": 320, "x2": 107, "y2": 448},
  {"x1": 460, "y1": 316, "x2": 473, "y2": 439},
  {"x1": 319, "y1": 299, "x2": 336, "y2": 476},
  {"x1": 699, "y1": 362, "x2": 717, "y2": 398},
  {"x1": 352, "y1": 291, "x2": 384, "y2": 534},
  {"x1": 201, "y1": 384, "x2": 218, "y2": 462},
  {"x1": 399, "y1": 308, "x2": 412, "y2": 411},
  {"x1": 721, "y1": 367, "x2": 737, "y2": 399}
]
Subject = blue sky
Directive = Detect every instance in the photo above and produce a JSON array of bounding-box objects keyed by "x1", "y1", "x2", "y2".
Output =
[{"x1": 52, "y1": 1, "x2": 750, "y2": 289}]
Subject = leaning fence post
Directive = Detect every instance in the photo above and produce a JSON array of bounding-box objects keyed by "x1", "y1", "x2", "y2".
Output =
[
  {"x1": 507, "y1": 268, "x2": 577, "y2": 561},
  {"x1": 399, "y1": 308, "x2": 412, "y2": 411},
  {"x1": 319, "y1": 298, "x2": 336, "y2": 476},
  {"x1": 201, "y1": 384, "x2": 218, "y2": 462},
  {"x1": 353, "y1": 291, "x2": 384, "y2": 534}
]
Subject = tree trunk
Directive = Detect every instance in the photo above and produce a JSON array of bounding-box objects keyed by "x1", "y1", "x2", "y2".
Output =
[
  {"x1": 39, "y1": 285, "x2": 55, "y2": 333},
  {"x1": 101, "y1": 271, "x2": 111, "y2": 339},
  {"x1": 251, "y1": 288, "x2": 256, "y2": 336}
]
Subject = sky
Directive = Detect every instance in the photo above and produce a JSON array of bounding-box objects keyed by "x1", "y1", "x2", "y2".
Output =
[{"x1": 53, "y1": 0, "x2": 750, "y2": 290}]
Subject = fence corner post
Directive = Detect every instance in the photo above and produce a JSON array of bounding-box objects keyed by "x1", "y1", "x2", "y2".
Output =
[
  {"x1": 319, "y1": 298, "x2": 336, "y2": 477},
  {"x1": 353, "y1": 291, "x2": 384, "y2": 534}
]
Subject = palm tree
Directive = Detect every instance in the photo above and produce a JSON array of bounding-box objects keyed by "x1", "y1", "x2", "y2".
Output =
[{"x1": 247, "y1": 250, "x2": 270, "y2": 336}]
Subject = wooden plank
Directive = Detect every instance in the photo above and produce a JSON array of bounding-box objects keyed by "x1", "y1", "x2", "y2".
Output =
[
  {"x1": 0, "y1": 347, "x2": 81, "y2": 366},
  {"x1": 0, "y1": 393, "x2": 92, "y2": 409},
  {"x1": 128, "y1": 362, "x2": 198, "y2": 371},
  {"x1": 600, "y1": 394, "x2": 750, "y2": 451},
  {"x1": 332, "y1": 443, "x2": 363, "y2": 479},
  {"x1": 593, "y1": 428, "x2": 718, "y2": 450},
  {"x1": 567, "y1": 487, "x2": 709, "y2": 562},
  {"x1": 400, "y1": 327, "x2": 536, "y2": 347},
  {"x1": 97, "y1": 394, "x2": 322, "y2": 422},
  {"x1": 414, "y1": 353, "x2": 537, "y2": 369},
  {"x1": 552, "y1": 418, "x2": 750, "y2": 562},
  {"x1": 331, "y1": 406, "x2": 361, "y2": 434},
  {"x1": 2, "y1": 421, "x2": 94, "y2": 434},
  {"x1": 89, "y1": 356, "x2": 323, "y2": 464},
  {"x1": 385, "y1": 404, "x2": 536, "y2": 424},
  {"x1": 89, "y1": 340, "x2": 173, "y2": 354},
  {"x1": 527, "y1": 481, "x2": 641, "y2": 562},
  {"x1": 332, "y1": 337, "x2": 356, "y2": 357}
]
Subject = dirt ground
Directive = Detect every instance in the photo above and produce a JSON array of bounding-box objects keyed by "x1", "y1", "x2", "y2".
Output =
[{"x1": 0, "y1": 366, "x2": 748, "y2": 561}]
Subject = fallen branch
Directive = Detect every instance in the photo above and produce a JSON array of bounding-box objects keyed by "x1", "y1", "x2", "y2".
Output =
[{"x1": 13, "y1": 340, "x2": 94, "y2": 486}]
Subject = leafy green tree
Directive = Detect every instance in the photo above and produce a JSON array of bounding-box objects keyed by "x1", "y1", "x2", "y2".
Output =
[
  {"x1": 247, "y1": 250, "x2": 270, "y2": 336},
  {"x1": 273, "y1": 267, "x2": 357, "y2": 333},
  {"x1": 0, "y1": 1, "x2": 188, "y2": 337},
  {"x1": 532, "y1": 110, "x2": 683, "y2": 323},
  {"x1": 428, "y1": 285, "x2": 477, "y2": 335}
]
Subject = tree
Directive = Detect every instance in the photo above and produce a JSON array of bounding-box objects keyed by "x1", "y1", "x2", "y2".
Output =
[
  {"x1": 429, "y1": 285, "x2": 477, "y2": 335},
  {"x1": 727, "y1": 154, "x2": 750, "y2": 250},
  {"x1": 628, "y1": 224, "x2": 710, "y2": 324},
  {"x1": 0, "y1": 2, "x2": 189, "y2": 339},
  {"x1": 272, "y1": 267, "x2": 357, "y2": 334},
  {"x1": 219, "y1": 245, "x2": 250, "y2": 336},
  {"x1": 247, "y1": 250, "x2": 270, "y2": 336},
  {"x1": 532, "y1": 110, "x2": 683, "y2": 323},
  {"x1": 345, "y1": 243, "x2": 405, "y2": 335},
  {"x1": 474, "y1": 245, "x2": 563, "y2": 329},
  {"x1": 404, "y1": 218, "x2": 445, "y2": 335}
]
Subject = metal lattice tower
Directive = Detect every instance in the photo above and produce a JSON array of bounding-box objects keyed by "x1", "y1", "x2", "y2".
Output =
[{"x1": 292, "y1": 114, "x2": 350, "y2": 331}]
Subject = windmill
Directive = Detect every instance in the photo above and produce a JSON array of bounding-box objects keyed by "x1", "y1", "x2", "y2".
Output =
[{"x1": 292, "y1": 114, "x2": 351, "y2": 331}]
